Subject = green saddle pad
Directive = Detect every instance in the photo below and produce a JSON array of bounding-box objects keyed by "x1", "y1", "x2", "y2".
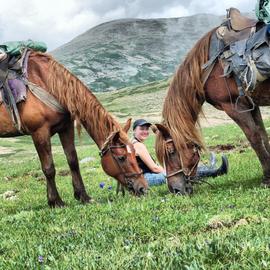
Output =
[
  {"x1": 256, "y1": 0, "x2": 270, "y2": 23},
  {"x1": 0, "y1": 40, "x2": 47, "y2": 56}
]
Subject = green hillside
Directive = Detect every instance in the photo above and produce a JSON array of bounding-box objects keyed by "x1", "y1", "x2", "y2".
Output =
[
  {"x1": 52, "y1": 15, "x2": 223, "y2": 91},
  {"x1": 96, "y1": 78, "x2": 169, "y2": 123}
]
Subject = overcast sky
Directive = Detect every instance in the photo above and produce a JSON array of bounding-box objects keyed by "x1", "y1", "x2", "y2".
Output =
[{"x1": 0, "y1": 0, "x2": 255, "y2": 51}]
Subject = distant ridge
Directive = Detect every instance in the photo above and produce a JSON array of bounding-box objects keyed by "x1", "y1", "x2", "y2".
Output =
[{"x1": 52, "y1": 14, "x2": 224, "y2": 91}]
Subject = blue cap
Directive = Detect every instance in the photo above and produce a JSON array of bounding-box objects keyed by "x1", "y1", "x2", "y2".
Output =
[{"x1": 133, "y1": 119, "x2": 152, "y2": 130}]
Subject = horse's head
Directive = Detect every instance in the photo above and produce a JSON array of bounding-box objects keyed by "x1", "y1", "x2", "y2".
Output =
[
  {"x1": 100, "y1": 119, "x2": 148, "y2": 196},
  {"x1": 154, "y1": 124, "x2": 201, "y2": 195}
]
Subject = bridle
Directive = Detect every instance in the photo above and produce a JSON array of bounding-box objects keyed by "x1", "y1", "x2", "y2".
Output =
[
  {"x1": 164, "y1": 139, "x2": 201, "y2": 181},
  {"x1": 99, "y1": 140, "x2": 143, "y2": 189}
]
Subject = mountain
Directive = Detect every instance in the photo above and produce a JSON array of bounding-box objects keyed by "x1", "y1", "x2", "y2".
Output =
[{"x1": 52, "y1": 14, "x2": 224, "y2": 92}]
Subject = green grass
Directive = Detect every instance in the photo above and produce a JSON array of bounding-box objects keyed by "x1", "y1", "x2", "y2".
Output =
[{"x1": 1, "y1": 120, "x2": 270, "y2": 269}]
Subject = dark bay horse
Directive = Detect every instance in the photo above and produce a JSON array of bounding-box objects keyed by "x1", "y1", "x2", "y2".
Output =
[
  {"x1": 0, "y1": 51, "x2": 147, "y2": 207},
  {"x1": 156, "y1": 28, "x2": 270, "y2": 194}
]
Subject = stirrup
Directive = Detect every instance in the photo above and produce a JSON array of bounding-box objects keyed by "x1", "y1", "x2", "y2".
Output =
[{"x1": 235, "y1": 94, "x2": 255, "y2": 113}]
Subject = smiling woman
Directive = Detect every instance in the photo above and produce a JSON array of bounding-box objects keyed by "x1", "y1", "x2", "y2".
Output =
[{"x1": 131, "y1": 119, "x2": 167, "y2": 186}]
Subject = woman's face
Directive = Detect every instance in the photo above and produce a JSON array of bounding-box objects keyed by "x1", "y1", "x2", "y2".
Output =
[{"x1": 134, "y1": 125, "x2": 150, "y2": 141}]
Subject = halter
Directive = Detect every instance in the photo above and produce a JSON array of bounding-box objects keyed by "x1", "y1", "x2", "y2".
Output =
[
  {"x1": 99, "y1": 140, "x2": 143, "y2": 189},
  {"x1": 164, "y1": 139, "x2": 201, "y2": 180}
]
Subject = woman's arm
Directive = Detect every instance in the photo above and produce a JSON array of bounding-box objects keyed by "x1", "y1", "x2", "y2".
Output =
[{"x1": 134, "y1": 143, "x2": 164, "y2": 173}]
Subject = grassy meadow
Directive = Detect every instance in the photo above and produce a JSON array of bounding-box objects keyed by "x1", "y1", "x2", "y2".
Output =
[
  {"x1": 96, "y1": 79, "x2": 169, "y2": 123},
  {"x1": 1, "y1": 82, "x2": 270, "y2": 268}
]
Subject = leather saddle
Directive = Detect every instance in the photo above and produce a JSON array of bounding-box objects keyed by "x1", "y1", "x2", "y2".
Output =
[
  {"x1": 229, "y1": 7, "x2": 257, "y2": 31},
  {"x1": 0, "y1": 50, "x2": 29, "y2": 132},
  {"x1": 216, "y1": 7, "x2": 258, "y2": 45}
]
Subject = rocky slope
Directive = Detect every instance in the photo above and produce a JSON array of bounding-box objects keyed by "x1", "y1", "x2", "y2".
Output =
[{"x1": 52, "y1": 14, "x2": 224, "y2": 91}]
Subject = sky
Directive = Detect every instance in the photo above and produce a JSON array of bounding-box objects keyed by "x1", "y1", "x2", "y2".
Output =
[{"x1": 0, "y1": 0, "x2": 255, "y2": 51}]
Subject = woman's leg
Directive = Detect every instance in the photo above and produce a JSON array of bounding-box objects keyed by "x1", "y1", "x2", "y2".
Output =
[
  {"x1": 197, "y1": 155, "x2": 228, "y2": 178},
  {"x1": 144, "y1": 172, "x2": 166, "y2": 186}
]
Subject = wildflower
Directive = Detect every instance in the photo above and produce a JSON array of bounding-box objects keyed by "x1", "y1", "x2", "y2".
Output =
[
  {"x1": 99, "y1": 182, "x2": 105, "y2": 188},
  {"x1": 152, "y1": 216, "x2": 160, "y2": 222},
  {"x1": 108, "y1": 186, "x2": 112, "y2": 190},
  {"x1": 38, "y1": 255, "x2": 44, "y2": 263}
]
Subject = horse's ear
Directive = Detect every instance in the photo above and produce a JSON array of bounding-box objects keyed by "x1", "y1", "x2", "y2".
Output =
[
  {"x1": 155, "y1": 123, "x2": 171, "y2": 140},
  {"x1": 151, "y1": 124, "x2": 158, "y2": 134},
  {"x1": 101, "y1": 130, "x2": 120, "y2": 149},
  {"x1": 123, "y1": 118, "x2": 132, "y2": 133},
  {"x1": 111, "y1": 130, "x2": 120, "y2": 143}
]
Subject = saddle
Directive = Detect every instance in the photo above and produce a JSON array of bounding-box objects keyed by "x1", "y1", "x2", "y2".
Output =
[
  {"x1": 208, "y1": 8, "x2": 270, "y2": 100},
  {"x1": 0, "y1": 41, "x2": 65, "y2": 133},
  {"x1": 0, "y1": 50, "x2": 29, "y2": 132},
  {"x1": 216, "y1": 7, "x2": 258, "y2": 45},
  {"x1": 229, "y1": 7, "x2": 257, "y2": 31}
]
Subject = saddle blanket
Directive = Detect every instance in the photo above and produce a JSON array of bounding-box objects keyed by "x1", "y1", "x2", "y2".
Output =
[{"x1": 0, "y1": 78, "x2": 26, "y2": 104}]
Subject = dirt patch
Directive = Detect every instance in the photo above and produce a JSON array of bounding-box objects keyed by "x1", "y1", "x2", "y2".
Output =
[
  {"x1": 200, "y1": 104, "x2": 270, "y2": 127},
  {"x1": 1, "y1": 138, "x2": 19, "y2": 143},
  {"x1": 206, "y1": 215, "x2": 268, "y2": 231},
  {"x1": 1, "y1": 189, "x2": 19, "y2": 200},
  {"x1": 0, "y1": 146, "x2": 15, "y2": 155},
  {"x1": 211, "y1": 144, "x2": 236, "y2": 151},
  {"x1": 134, "y1": 104, "x2": 270, "y2": 127},
  {"x1": 209, "y1": 141, "x2": 250, "y2": 153},
  {"x1": 58, "y1": 170, "x2": 70, "y2": 176}
]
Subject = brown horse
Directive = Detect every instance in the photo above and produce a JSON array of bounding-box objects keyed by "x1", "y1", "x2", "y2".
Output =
[
  {"x1": 0, "y1": 51, "x2": 148, "y2": 207},
  {"x1": 154, "y1": 123, "x2": 199, "y2": 194},
  {"x1": 156, "y1": 28, "x2": 270, "y2": 194}
]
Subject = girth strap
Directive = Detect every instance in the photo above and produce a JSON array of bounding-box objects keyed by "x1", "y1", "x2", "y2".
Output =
[{"x1": 27, "y1": 81, "x2": 66, "y2": 114}]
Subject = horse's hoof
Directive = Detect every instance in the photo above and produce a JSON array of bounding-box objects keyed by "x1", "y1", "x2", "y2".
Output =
[
  {"x1": 81, "y1": 194, "x2": 93, "y2": 204},
  {"x1": 48, "y1": 199, "x2": 65, "y2": 208},
  {"x1": 186, "y1": 186, "x2": 193, "y2": 195},
  {"x1": 261, "y1": 177, "x2": 270, "y2": 187},
  {"x1": 261, "y1": 181, "x2": 270, "y2": 188},
  {"x1": 74, "y1": 191, "x2": 92, "y2": 204}
]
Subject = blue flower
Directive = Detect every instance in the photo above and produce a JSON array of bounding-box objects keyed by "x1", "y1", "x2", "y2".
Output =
[
  {"x1": 38, "y1": 255, "x2": 44, "y2": 263},
  {"x1": 99, "y1": 182, "x2": 105, "y2": 188},
  {"x1": 108, "y1": 186, "x2": 112, "y2": 190}
]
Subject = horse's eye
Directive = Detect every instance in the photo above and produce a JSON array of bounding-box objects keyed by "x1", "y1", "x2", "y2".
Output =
[{"x1": 117, "y1": 155, "x2": 126, "y2": 162}]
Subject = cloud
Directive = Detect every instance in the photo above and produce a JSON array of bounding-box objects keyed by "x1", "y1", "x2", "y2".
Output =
[
  {"x1": 0, "y1": 0, "x2": 254, "y2": 50},
  {"x1": 0, "y1": 0, "x2": 101, "y2": 50},
  {"x1": 187, "y1": 0, "x2": 255, "y2": 15},
  {"x1": 142, "y1": 5, "x2": 189, "y2": 19}
]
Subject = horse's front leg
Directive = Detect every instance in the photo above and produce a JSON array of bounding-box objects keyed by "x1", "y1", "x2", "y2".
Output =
[
  {"x1": 222, "y1": 102, "x2": 270, "y2": 186},
  {"x1": 58, "y1": 121, "x2": 91, "y2": 204},
  {"x1": 251, "y1": 106, "x2": 270, "y2": 185},
  {"x1": 251, "y1": 106, "x2": 270, "y2": 153},
  {"x1": 32, "y1": 128, "x2": 65, "y2": 207}
]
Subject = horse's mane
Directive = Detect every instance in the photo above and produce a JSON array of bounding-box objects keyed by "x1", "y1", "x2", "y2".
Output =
[
  {"x1": 30, "y1": 52, "x2": 128, "y2": 146},
  {"x1": 156, "y1": 28, "x2": 216, "y2": 164}
]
